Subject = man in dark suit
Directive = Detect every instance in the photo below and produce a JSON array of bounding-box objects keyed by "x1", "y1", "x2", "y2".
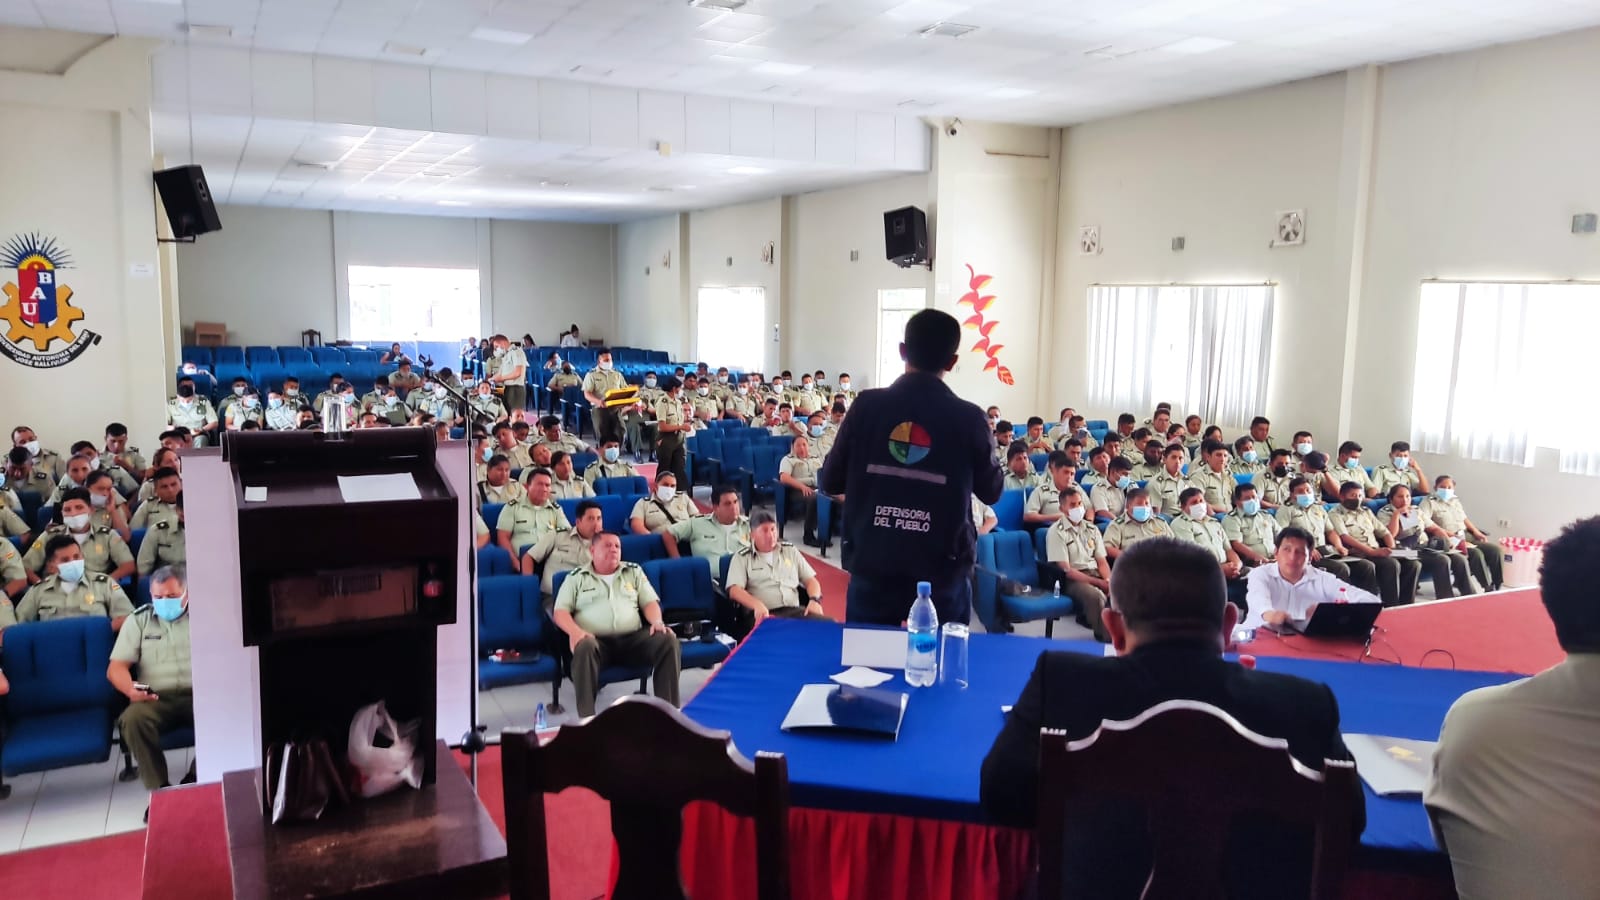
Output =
[{"x1": 981, "y1": 537, "x2": 1364, "y2": 900}]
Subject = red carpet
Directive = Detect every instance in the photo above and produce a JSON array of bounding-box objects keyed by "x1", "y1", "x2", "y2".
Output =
[{"x1": 0, "y1": 829, "x2": 147, "y2": 900}]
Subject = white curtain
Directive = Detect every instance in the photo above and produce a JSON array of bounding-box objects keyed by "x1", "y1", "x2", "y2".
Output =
[{"x1": 1087, "y1": 284, "x2": 1274, "y2": 429}]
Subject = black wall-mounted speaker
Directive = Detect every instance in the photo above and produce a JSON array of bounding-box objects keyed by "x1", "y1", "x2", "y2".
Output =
[
  {"x1": 153, "y1": 165, "x2": 223, "y2": 239},
  {"x1": 883, "y1": 206, "x2": 928, "y2": 267}
]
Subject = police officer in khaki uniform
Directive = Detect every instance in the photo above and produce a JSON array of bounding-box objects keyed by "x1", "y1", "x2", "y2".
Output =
[
  {"x1": 313, "y1": 374, "x2": 349, "y2": 419},
  {"x1": 1231, "y1": 437, "x2": 1266, "y2": 480},
  {"x1": 1298, "y1": 451, "x2": 1338, "y2": 503},
  {"x1": 1378, "y1": 484, "x2": 1473, "y2": 599},
  {"x1": 534, "y1": 416, "x2": 590, "y2": 457},
  {"x1": 1023, "y1": 451, "x2": 1078, "y2": 527},
  {"x1": 548, "y1": 451, "x2": 596, "y2": 500},
  {"x1": 1274, "y1": 478, "x2": 1378, "y2": 592},
  {"x1": 724, "y1": 383, "x2": 758, "y2": 423},
  {"x1": 1328, "y1": 441, "x2": 1379, "y2": 499},
  {"x1": 726, "y1": 509, "x2": 826, "y2": 639},
  {"x1": 372, "y1": 385, "x2": 412, "y2": 426},
  {"x1": 1224, "y1": 483, "x2": 1281, "y2": 569},
  {"x1": 83, "y1": 470, "x2": 133, "y2": 542},
  {"x1": 137, "y1": 515, "x2": 186, "y2": 577},
  {"x1": 468, "y1": 381, "x2": 509, "y2": 425},
  {"x1": 584, "y1": 441, "x2": 639, "y2": 486},
  {"x1": 2, "y1": 537, "x2": 26, "y2": 600},
  {"x1": 630, "y1": 471, "x2": 696, "y2": 535},
  {"x1": 778, "y1": 436, "x2": 826, "y2": 545},
  {"x1": 474, "y1": 509, "x2": 491, "y2": 549},
  {"x1": 1248, "y1": 417, "x2": 1281, "y2": 457},
  {"x1": 1190, "y1": 440, "x2": 1238, "y2": 515},
  {"x1": 1080, "y1": 447, "x2": 1112, "y2": 494},
  {"x1": 491, "y1": 424, "x2": 533, "y2": 470},
  {"x1": 654, "y1": 377, "x2": 690, "y2": 489},
  {"x1": 1002, "y1": 442, "x2": 1041, "y2": 492},
  {"x1": 524, "y1": 500, "x2": 606, "y2": 600},
  {"x1": 165, "y1": 382, "x2": 218, "y2": 446},
  {"x1": 103, "y1": 423, "x2": 146, "y2": 478},
  {"x1": 551, "y1": 531, "x2": 679, "y2": 718},
  {"x1": 4, "y1": 447, "x2": 55, "y2": 504},
  {"x1": 1330, "y1": 480, "x2": 1419, "y2": 607},
  {"x1": 414, "y1": 383, "x2": 461, "y2": 428},
  {"x1": 388, "y1": 359, "x2": 423, "y2": 398},
  {"x1": 1147, "y1": 444, "x2": 1196, "y2": 518},
  {"x1": 1419, "y1": 476, "x2": 1501, "y2": 590},
  {"x1": 1370, "y1": 441, "x2": 1430, "y2": 497},
  {"x1": 22, "y1": 490, "x2": 135, "y2": 584},
  {"x1": 1171, "y1": 487, "x2": 1248, "y2": 608},
  {"x1": 13, "y1": 534, "x2": 134, "y2": 627},
  {"x1": 9, "y1": 428, "x2": 61, "y2": 485},
  {"x1": 477, "y1": 456, "x2": 527, "y2": 508},
  {"x1": 69, "y1": 441, "x2": 140, "y2": 498},
  {"x1": 1044, "y1": 487, "x2": 1112, "y2": 642},
  {"x1": 1130, "y1": 436, "x2": 1164, "y2": 481},
  {"x1": 545, "y1": 364, "x2": 582, "y2": 413},
  {"x1": 108, "y1": 564, "x2": 194, "y2": 794},
  {"x1": 1091, "y1": 457, "x2": 1134, "y2": 524},
  {"x1": 1259, "y1": 449, "x2": 1297, "y2": 509},
  {"x1": 1103, "y1": 490, "x2": 1173, "y2": 561},
  {"x1": 582, "y1": 350, "x2": 629, "y2": 442},
  {"x1": 132, "y1": 467, "x2": 183, "y2": 531},
  {"x1": 497, "y1": 469, "x2": 567, "y2": 565},
  {"x1": 690, "y1": 382, "x2": 723, "y2": 422},
  {"x1": 486, "y1": 334, "x2": 529, "y2": 413},
  {"x1": 663, "y1": 484, "x2": 750, "y2": 562}
]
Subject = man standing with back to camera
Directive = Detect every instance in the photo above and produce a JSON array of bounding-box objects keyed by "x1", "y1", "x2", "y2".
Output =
[{"x1": 821, "y1": 309, "x2": 1004, "y2": 625}]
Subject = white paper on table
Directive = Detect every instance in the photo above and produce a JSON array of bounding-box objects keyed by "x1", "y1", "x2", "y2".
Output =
[
  {"x1": 1390, "y1": 548, "x2": 1419, "y2": 560},
  {"x1": 841, "y1": 628, "x2": 906, "y2": 670},
  {"x1": 830, "y1": 666, "x2": 893, "y2": 688},
  {"x1": 1344, "y1": 733, "x2": 1437, "y2": 796},
  {"x1": 337, "y1": 473, "x2": 421, "y2": 504},
  {"x1": 243, "y1": 486, "x2": 268, "y2": 503}
]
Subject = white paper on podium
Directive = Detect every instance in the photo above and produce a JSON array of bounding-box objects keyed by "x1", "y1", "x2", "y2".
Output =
[
  {"x1": 337, "y1": 473, "x2": 421, "y2": 503},
  {"x1": 243, "y1": 486, "x2": 268, "y2": 503},
  {"x1": 830, "y1": 666, "x2": 893, "y2": 688},
  {"x1": 841, "y1": 628, "x2": 906, "y2": 670}
]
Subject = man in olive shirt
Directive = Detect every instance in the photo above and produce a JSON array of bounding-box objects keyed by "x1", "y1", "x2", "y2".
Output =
[
  {"x1": 11, "y1": 535, "x2": 134, "y2": 629},
  {"x1": 582, "y1": 349, "x2": 629, "y2": 442},
  {"x1": 547, "y1": 451, "x2": 596, "y2": 500},
  {"x1": 1275, "y1": 477, "x2": 1377, "y2": 592},
  {"x1": 524, "y1": 499, "x2": 604, "y2": 601},
  {"x1": 664, "y1": 484, "x2": 751, "y2": 562},
  {"x1": 137, "y1": 510, "x2": 186, "y2": 577},
  {"x1": 630, "y1": 471, "x2": 696, "y2": 535},
  {"x1": 1147, "y1": 444, "x2": 1196, "y2": 517},
  {"x1": 107, "y1": 564, "x2": 193, "y2": 796},
  {"x1": 1259, "y1": 449, "x2": 1297, "y2": 509},
  {"x1": 1172, "y1": 487, "x2": 1247, "y2": 610},
  {"x1": 1371, "y1": 441, "x2": 1431, "y2": 497},
  {"x1": 1330, "y1": 481, "x2": 1420, "y2": 607},
  {"x1": 1224, "y1": 483, "x2": 1281, "y2": 569},
  {"x1": 1002, "y1": 442, "x2": 1041, "y2": 492},
  {"x1": 1103, "y1": 489, "x2": 1173, "y2": 560},
  {"x1": 1044, "y1": 488, "x2": 1111, "y2": 641},
  {"x1": 584, "y1": 440, "x2": 639, "y2": 487},
  {"x1": 653, "y1": 376, "x2": 689, "y2": 489},
  {"x1": 1420, "y1": 476, "x2": 1502, "y2": 591},
  {"x1": 1023, "y1": 451, "x2": 1077, "y2": 526},
  {"x1": 487, "y1": 334, "x2": 528, "y2": 413},
  {"x1": 1190, "y1": 440, "x2": 1238, "y2": 514},
  {"x1": 551, "y1": 530, "x2": 680, "y2": 718},
  {"x1": 500, "y1": 469, "x2": 569, "y2": 568},
  {"x1": 726, "y1": 510, "x2": 826, "y2": 639},
  {"x1": 492, "y1": 423, "x2": 533, "y2": 471},
  {"x1": 131, "y1": 468, "x2": 183, "y2": 533},
  {"x1": 778, "y1": 436, "x2": 826, "y2": 546},
  {"x1": 1329, "y1": 441, "x2": 1379, "y2": 499},
  {"x1": 1, "y1": 538, "x2": 25, "y2": 600},
  {"x1": 1090, "y1": 457, "x2": 1134, "y2": 524}
]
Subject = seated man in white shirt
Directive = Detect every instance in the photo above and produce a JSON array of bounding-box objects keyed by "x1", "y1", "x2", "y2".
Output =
[
  {"x1": 1241, "y1": 525, "x2": 1380, "y2": 631},
  {"x1": 1425, "y1": 515, "x2": 1600, "y2": 900}
]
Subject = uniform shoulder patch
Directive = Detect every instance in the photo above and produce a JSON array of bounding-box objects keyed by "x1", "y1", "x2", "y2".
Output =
[
  {"x1": 96, "y1": 526, "x2": 112, "y2": 534},
  {"x1": 156, "y1": 521, "x2": 170, "y2": 530}
]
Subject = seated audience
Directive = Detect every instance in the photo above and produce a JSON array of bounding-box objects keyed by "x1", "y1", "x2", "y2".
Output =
[
  {"x1": 84, "y1": 470, "x2": 133, "y2": 542},
  {"x1": 1243, "y1": 526, "x2": 1381, "y2": 630},
  {"x1": 726, "y1": 509, "x2": 828, "y2": 638},
  {"x1": 22, "y1": 489, "x2": 135, "y2": 584},
  {"x1": 9, "y1": 534, "x2": 135, "y2": 630},
  {"x1": 492, "y1": 423, "x2": 533, "y2": 470},
  {"x1": 224, "y1": 388, "x2": 264, "y2": 430},
  {"x1": 136, "y1": 494, "x2": 185, "y2": 577},
  {"x1": 1291, "y1": 431, "x2": 1316, "y2": 470},
  {"x1": 1298, "y1": 450, "x2": 1336, "y2": 501},
  {"x1": 1171, "y1": 486, "x2": 1247, "y2": 609},
  {"x1": 1371, "y1": 441, "x2": 1430, "y2": 496},
  {"x1": 1104, "y1": 488, "x2": 1172, "y2": 560},
  {"x1": 547, "y1": 450, "x2": 596, "y2": 500},
  {"x1": 992, "y1": 419, "x2": 1015, "y2": 464},
  {"x1": 469, "y1": 380, "x2": 509, "y2": 424},
  {"x1": 550, "y1": 530, "x2": 680, "y2": 719},
  {"x1": 1181, "y1": 413, "x2": 1205, "y2": 456},
  {"x1": 103, "y1": 422, "x2": 146, "y2": 475},
  {"x1": 1129, "y1": 431, "x2": 1161, "y2": 478},
  {"x1": 536, "y1": 414, "x2": 590, "y2": 455},
  {"x1": 1260, "y1": 448, "x2": 1296, "y2": 508},
  {"x1": 1022, "y1": 417, "x2": 1051, "y2": 453},
  {"x1": 1044, "y1": 487, "x2": 1111, "y2": 641},
  {"x1": 165, "y1": 381, "x2": 218, "y2": 446},
  {"x1": 664, "y1": 484, "x2": 750, "y2": 561},
  {"x1": 499, "y1": 468, "x2": 568, "y2": 570},
  {"x1": 778, "y1": 435, "x2": 826, "y2": 546},
  {"x1": 1, "y1": 537, "x2": 25, "y2": 599},
  {"x1": 1148, "y1": 443, "x2": 1195, "y2": 517},
  {"x1": 524, "y1": 498, "x2": 605, "y2": 601},
  {"x1": 1081, "y1": 445, "x2": 1112, "y2": 491},
  {"x1": 630, "y1": 471, "x2": 695, "y2": 535},
  {"x1": 1231, "y1": 436, "x2": 1265, "y2": 478},
  {"x1": 388, "y1": 359, "x2": 422, "y2": 395},
  {"x1": 1420, "y1": 476, "x2": 1502, "y2": 591},
  {"x1": 1329, "y1": 441, "x2": 1378, "y2": 498},
  {"x1": 476, "y1": 454, "x2": 526, "y2": 507},
  {"x1": 1190, "y1": 439, "x2": 1237, "y2": 514},
  {"x1": 1003, "y1": 441, "x2": 1040, "y2": 492},
  {"x1": 1090, "y1": 456, "x2": 1134, "y2": 524},
  {"x1": 584, "y1": 439, "x2": 638, "y2": 485},
  {"x1": 1249, "y1": 415, "x2": 1280, "y2": 456},
  {"x1": 473, "y1": 509, "x2": 490, "y2": 549},
  {"x1": 1330, "y1": 480, "x2": 1420, "y2": 607},
  {"x1": 265, "y1": 387, "x2": 298, "y2": 430},
  {"x1": 1023, "y1": 451, "x2": 1078, "y2": 527},
  {"x1": 1224, "y1": 482, "x2": 1280, "y2": 570},
  {"x1": 972, "y1": 495, "x2": 998, "y2": 535},
  {"x1": 373, "y1": 383, "x2": 412, "y2": 426},
  {"x1": 981, "y1": 536, "x2": 1364, "y2": 899},
  {"x1": 1379, "y1": 484, "x2": 1474, "y2": 599},
  {"x1": 107, "y1": 564, "x2": 194, "y2": 808},
  {"x1": 1274, "y1": 477, "x2": 1379, "y2": 594},
  {"x1": 1425, "y1": 515, "x2": 1600, "y2": 900}
]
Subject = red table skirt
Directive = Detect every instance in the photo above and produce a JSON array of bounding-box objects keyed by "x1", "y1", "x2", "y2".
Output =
[{"x1": 678, "y1": 803, "x2": 1456, "y2": 900}]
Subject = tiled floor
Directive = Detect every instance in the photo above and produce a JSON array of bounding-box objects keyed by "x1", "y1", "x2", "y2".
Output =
[{"x1": 0, "y1": 746, "x2": 192, "y2": 854}]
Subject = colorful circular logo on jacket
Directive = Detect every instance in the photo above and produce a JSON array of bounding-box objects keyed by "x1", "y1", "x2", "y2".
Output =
[{"x1": 888, "y1": 421, "x2": 931, "y2": 465}]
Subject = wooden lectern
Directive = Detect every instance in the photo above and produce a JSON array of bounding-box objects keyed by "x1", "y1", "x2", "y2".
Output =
[{"x1": 218, "y1": 429, "x2": 505, "y2": 900}]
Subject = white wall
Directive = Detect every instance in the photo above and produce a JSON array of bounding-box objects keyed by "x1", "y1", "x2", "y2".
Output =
[
  {"x1": 616, "y1": 212, "x2": 689, "y2": 359},
  {"x1": 687, "y1": 197, "x2": 784, "y2": 373},
  {"x1": 178, "y1": 207, "x2": 616, "y2": 348},
  {"x1": 784, "y1": 175, "x2": 931, "y2": 387},
  {"x1": 0, "y1": 37, "x2": 171, "y2": 451}
]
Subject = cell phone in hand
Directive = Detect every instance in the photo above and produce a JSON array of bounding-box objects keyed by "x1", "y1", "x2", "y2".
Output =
[{"x1": 133, "y1": 682, "x2": 158, "y2": 698}]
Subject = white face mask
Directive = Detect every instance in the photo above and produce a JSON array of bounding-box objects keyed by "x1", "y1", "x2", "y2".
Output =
[
  {"x1": 839, "y1": 381, "x2": 850, "y2": 390},
  {"x1": 1295, "y1": 442, "x2": 1314, "y2": 455},
  {"x1": 1066, "y1": 506, "x2": 1086, "y2": 524},
  {"x1": 697, "y1": 387, "x2": 709, "y2": 396},
  {"x1": 656, "y1": 485, "x2": 677, "y2": 502},
  {"x1": 23, "y1": 439, "x2": 40, "y2": 456},
  {"x1": 737, "y1": 386, "x2": 748, "y2": 395},
  {"x1": 91, "y1": 492, "x2": 109, "y2": 508},
  {"x1": 64, "y1": 512, "x2": 91, "y2": 531},
  {"x1": 1186, "y1": 503, "x2": 1209, "y2": 521},
  {"x1": 598, "y1": 360, "x2": 613, "y2": 370}
]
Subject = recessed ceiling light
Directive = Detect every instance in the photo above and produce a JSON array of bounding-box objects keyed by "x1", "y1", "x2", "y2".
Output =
[
  {"x1": 647, "y1": 186, "x2": 676, "y2": 192},
  {"x1": 727, "y1": 166, "x2": 771, "y2": 175},
  {"x1": 567, "y1": 64, "x2": 613, "y2": 77},
  {"x1": 538, "y1": 180, "x2": 571, "y2": 187},
  {"x1": 1160, "y1": 36, "x2": 1234, "y2": 54},
  {"x1": 292, "y1": 160, "x2": 332, "y2": 171},
  {"x1": 753, "y1": 62, "x2": 811, "y2": 76},
  {"x1": 436, "y1": 199, "x2": 470, "y2": 207},
  {"x1": 709, "y1": 54, "x2": 753, "y2": 65},
  {"x1": 384, "y1": 41, "x2": 429, "y2": 57},
  {"x1": 689, "y1": 0, "x2": 748, "y2": 10},
  {"x1": 469, "y1": 27, "x2": 533, "y2": 45},
  {"x1": 918, "y1": 22, "x2": 978, "y2": 39},
  {"x1": 417, "y1": 171, "x2": 452, "y2": 179},
  {"x1": 186, "y1": 24, "x2": 233, "y2": 39},
  {"x1": 987, "y1": 87, "x2": 1037, "y2": 99}
]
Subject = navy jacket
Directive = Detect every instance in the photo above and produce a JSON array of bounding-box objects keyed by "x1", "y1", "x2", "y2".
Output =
[{"x1": 819, "y1": 371, "x2": 1003, "y2": 581}]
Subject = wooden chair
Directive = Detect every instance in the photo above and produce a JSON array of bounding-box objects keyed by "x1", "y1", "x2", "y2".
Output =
[
  {"x1": 1036, "y1": 698, "x2": 1357, "y2": 900},
  {"x1": 501, "y1": 695, "x2": 790, "y2": 900}
]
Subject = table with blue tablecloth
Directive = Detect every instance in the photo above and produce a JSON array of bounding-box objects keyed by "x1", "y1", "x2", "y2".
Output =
[{"x1": 679, "y1": 618, "x2": 1519, "y2": 900}]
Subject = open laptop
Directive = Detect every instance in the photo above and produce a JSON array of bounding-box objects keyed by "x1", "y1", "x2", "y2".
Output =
[{"x1": 1270, "y1": 601, "x2": 1383, "y2": 639}]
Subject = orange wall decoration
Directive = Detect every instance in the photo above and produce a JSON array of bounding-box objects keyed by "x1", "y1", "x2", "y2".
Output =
[{"x1": 959, "y1": 263, "x2": 1013, "y2": 386}]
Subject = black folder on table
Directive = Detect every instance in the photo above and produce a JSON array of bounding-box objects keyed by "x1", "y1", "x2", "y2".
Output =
[{"x1": 780, "y1": 684, "x2": 909, "y2": 739}]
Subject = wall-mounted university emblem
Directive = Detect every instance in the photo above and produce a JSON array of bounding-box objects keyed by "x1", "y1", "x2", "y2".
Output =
[{"x1": 0, "y1": 232, "x2": 99, "y2": 368}]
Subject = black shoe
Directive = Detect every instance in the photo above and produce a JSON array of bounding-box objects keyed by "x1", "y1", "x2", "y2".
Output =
[
  {"x1": 144, "y1": 805, "x2": 150, "y2": 824},
  {"x1": 803, "y1": 534, "x2": 820, "y2": 548}
]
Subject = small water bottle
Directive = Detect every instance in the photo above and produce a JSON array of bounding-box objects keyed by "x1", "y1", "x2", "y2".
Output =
[
  {"x1": 1053, "y1": 582, "x2": 1062, "y2": 602},
  {"x1": 534, "y1": 702, "x2": 548, "y2": 731},
  {"x1": 1336, "y1": 587, "x2": 1348, "y2": 604},
  {"x1": 905, "y1": 581, "x2": 939, "y2": 687}
]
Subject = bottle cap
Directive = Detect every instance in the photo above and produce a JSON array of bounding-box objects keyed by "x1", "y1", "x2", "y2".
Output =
[{"x1": 916, "y1": 581, "x2": 931, "y2": 593}]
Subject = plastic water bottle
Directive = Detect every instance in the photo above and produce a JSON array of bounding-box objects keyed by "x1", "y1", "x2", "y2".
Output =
[
  {"x1": 534, "y1": 702, "x2": 548, "y2": 731},
  {"x1": 1336, "y1": 587, "x2": 1348, "y2": 604},
  {"x1": 906, "y1": 581, "x2": 939, "y2": 687},
  {"x1": 1054, "y1": 582, "x2": 1062, "y2": 603}
]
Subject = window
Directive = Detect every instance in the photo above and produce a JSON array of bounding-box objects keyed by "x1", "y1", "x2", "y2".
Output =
[
  {"x1": 876, "y1": 288, "x2": 927, "y2": 389},
  {"x1": 1086, "y1": 284, "x2": 1274, "y2": 427},
  {"x1": 696, "y1": 286, "x2": 765, "y2": 374},
  {"x1": 347, "y1": 265, "x2": 479, "y2": 342},
  {"x1": 1411, "y1": 281, "x2": 1600, "y2": 475}
]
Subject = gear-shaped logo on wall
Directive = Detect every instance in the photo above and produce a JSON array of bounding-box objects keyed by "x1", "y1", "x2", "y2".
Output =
[{"x1": 0, "y1": 232, "x2": 99, "y2": 369}]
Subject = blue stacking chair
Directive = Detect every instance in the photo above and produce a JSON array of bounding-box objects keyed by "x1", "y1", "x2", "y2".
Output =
[
  {"x1": 1029, "y1": 452, "x2": 1049, "y2": 473},
  {"x1": 0, "y1": 618, "x2": 119, "y2": 792},
  {"x1": 691, "y1": 432, "x2": 724, "y2": 485},
  {"x1": 620, "y1": 533, "x2": 669, "y2": 565},
  {"x1": 644, "y1": 557, "x2": 730, "y2": 670},
  {"x1": 35, "y1": 504, "x2": 55, "y2": 533},
  {"x1": 476, "y1": 575, "x2": 563, "y2": 700},
  {"x1": 309, "y1": 346, "x2": 346, "y2": 367},
  {"x1": 549, "y1": 570, "x2": 650, "y2": 695},
  {"x1": 480, "y1": 503, "x2": 506, "y2": 545},
  {"x1": 569, "y1": 451, "x2": 598, "y2": 478},
  {"x1": 815, "y1": 493, "x2": 841, "y2": 557},
  {"x1": 594, "y1": 476, "x2": 648, "y2": 497},
  {"x1": 127, "y1": 528, "x2": 146, "y2": 559},
  {"x1": 748, "y1": 444, "x2": 785, "y2": 524},
  {"x1": 1086, "y1": 419, "x2": 1109, "y2": 432},
  {"x1": 975, "y1": 531, "x2": 1074, "y2": 636},
  {"x1": 477, "y1": 543, "x2": 515, "y2": 577},
  {"x1": 596, "y1": 495, "x2": 634, "y2": 533},
  {"x1": 181, "y1": 345, "x2": 212, "y2": 367},
  {"x1": 992, "y1": 489, "x2": 1025, "y2": 532},
  {"x1": 16, "y1": 490, "x2": 43, "y2": 535}
]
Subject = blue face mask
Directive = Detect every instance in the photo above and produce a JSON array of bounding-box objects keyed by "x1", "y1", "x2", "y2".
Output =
[
  {"x1": 1115, "y1": 475, "x2": 1131, "y2": 490},
  {"x1": 1130, "y1": 506, "x2": 1152, "y2": 523},
  {"x1": 1345, "y1": 457, "x2": 1361, "y2": 469},
  {"x1": 809, "y1": 424, "x2": 825, "y2": 438},
  {"x1": 480, "y1": 446, "x2": 493, "y2": 462},
  {"x1": 1435, "y1": 487, "x2": 1455, "y2": 502},
  {"x1": 1241, "y1": 498, "x2": 1261, "y2": 516},
  {"x1": 153, "y1": 596, "x2": 186, "y2": 622},
  {"x1": 58, "y1": 559, "x2": 85, "y2": 583},
  {"x1": 1295, "y1": 493, "x2": 1315, "y2": 508},
  {"x1": 1242, "y1": 450, "x2": 1258, "y2": 464},
  {"x1": 603, "y1": 447, "x2": 620, "y2": 463}
]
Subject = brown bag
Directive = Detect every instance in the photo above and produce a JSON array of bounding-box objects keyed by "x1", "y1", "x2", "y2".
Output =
[{"x1": 266, "y1": 738, "x2": 351, "y2": 825}]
